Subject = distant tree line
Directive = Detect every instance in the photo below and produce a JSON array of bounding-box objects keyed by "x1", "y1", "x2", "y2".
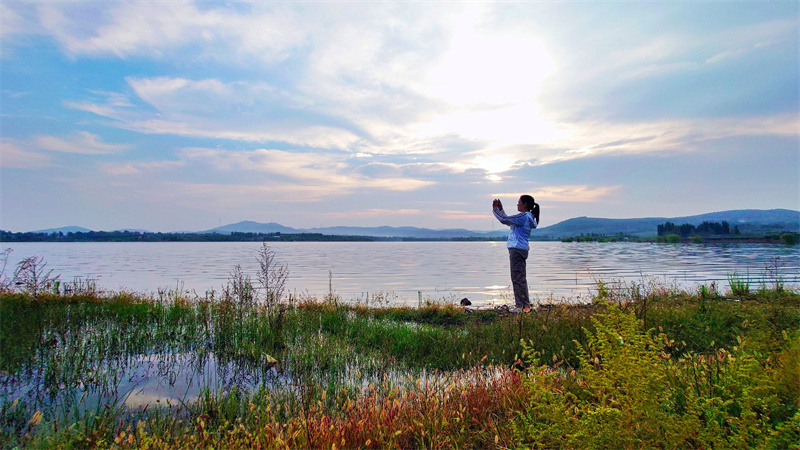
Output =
[
  {"x1": 561, "y1": 232, "x2": 645, "y2": 243},
  {"x1": 656, "y1": 221, "x2": 739, "y2": 237},
  {"x1": 0, "y1": 230, "x2": 377, "y2": 242},
  {"x1": 274, "y1": 233, "x2": 374, "y2": 242}
]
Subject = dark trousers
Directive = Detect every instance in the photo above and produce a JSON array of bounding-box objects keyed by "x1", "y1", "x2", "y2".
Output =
[{"x1": 509, "y1": 248, "x2": 530, "y2": 308}]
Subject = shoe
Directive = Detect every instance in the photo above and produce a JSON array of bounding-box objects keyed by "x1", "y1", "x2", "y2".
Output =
[{"x1": 522, "y1": 306, "x2": 532, "y2": 313}]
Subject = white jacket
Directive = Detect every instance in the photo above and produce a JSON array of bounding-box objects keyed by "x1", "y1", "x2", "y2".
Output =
[{"x1": 493, "y1": 208, "x2": 537, "y2": 250}]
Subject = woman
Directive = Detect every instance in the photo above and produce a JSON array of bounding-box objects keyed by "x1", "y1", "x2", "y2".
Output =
[{"x1": 492, "y1": 195, "x2": 539, "y2": 312}]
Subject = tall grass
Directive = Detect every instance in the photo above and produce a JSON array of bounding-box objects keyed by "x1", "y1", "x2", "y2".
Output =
[
  {"x1": 728, "y1": 271, "x2": 751, "y2": 296},
  {"x1": 1, "y1": 252, "x2": 798, "y2": 448}
]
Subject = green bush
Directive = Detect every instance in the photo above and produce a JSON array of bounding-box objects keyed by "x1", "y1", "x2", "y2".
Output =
[
  {"x1": 514, "y1": 302, "x2": 800, "y2": 448},
  {"x1": 656, "y1": 234, "x2": 682, "y2": 244},
  {"x1": 780, "y1": 233, "x2": 799, "y2": 246},
  {"x1": 666, "y1": 234, "x2": 682, "y2": 244}
]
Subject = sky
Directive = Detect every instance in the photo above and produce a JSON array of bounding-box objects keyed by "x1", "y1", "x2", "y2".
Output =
[{"x1": 1, "y1": 1, "x2": 798, "y2": 233}]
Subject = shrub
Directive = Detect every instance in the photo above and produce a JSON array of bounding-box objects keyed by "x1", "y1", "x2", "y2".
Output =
[
  {"x1": 656, "y1": 234, "x2": 682, "y2": 244},
  {"x1": 513, "y1": 302, "x2": 800, "y2": 448},
  {"x1": 780, "y1": 233, "x2": 799, "y2": 246},
  {"x1": 666, "y1": 234, "x2": 682, "y2": 244}
]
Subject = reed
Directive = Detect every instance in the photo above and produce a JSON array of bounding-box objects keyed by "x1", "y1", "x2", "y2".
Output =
[
  {"x1": 1, "y1": 266, "x2": 798, "y2": 448},
  {"x1": 728, "y1": 271, "x2": 751, "y2": 296}
]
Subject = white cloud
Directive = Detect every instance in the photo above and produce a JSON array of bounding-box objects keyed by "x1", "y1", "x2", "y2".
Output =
[
  {"x1": 494, "y1": 185, "x2": 622, "y2": 203},
  {"x1": 126, "y1": 77, "x2": 237, "y2": 112},
  {"x1": 0, "y1": 3, "x2": 35, "y2": 41},
  {"x1": 99, "y1": 160, "x2": 184, "y2": 176},
  {"x1": 99, "y1": 146, "x2": 435, "y2": 201},
  {"x1": 0, "y1": 140, "x2": 51, "y2": 168},
  {"x1": 324, "y1": 209, "x2": 421, "y2": 219},
  {"x1": 6, "y1": 2, "x2": 796, "y2": 231},
  {"x1": 161, "y1": 181, "x2": 325, "y2": 207},
  {"x1": 35, "y1": 131, "x2": 130, "y2": 154},
  {"x1": 66, "y1": 77, "x2": 362, "y2": 149},
  {"x1": 295, "y1": 4, "x2": 565, "y2": 154},
  {"x1": 181, "y1": 147, "x2": 434, "y2": 192},
  {"x1": 414, "y1": 102, "x2": 567, "y2": 149},
  {"x1": 434, "y1": 210, "x2": 488, "y2": 220},
  {"x1": 524, "y1": 113, "x2": 799, "y2": 167},
  {"x1": 34, "y1": 1, "x2": 308, "y2": 62}
]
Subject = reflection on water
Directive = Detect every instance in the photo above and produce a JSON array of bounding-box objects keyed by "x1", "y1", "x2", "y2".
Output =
[
  {"x1": 0, "y1": 313, "x2": 497, "y2": 420},
  {"x1": 4, "y1": 241, "x2": 798, "y2": 305}
]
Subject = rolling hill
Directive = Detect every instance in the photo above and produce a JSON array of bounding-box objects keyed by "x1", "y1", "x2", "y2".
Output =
[
  {"x1": 530, "y1": 209, "x2": 799, "y2": 238},
  {"x1": 204, "y1": 209, "x2": 799, "y2": 239}
]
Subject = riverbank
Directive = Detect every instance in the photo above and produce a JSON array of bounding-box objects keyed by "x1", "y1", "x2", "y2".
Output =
[{"x1": 2, "y1": 282, "x2": 798, "y2": 448}]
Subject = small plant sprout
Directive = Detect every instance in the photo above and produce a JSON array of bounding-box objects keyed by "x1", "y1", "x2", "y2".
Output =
[{"x1": 727, "y1": 271, "x2": 750, "y2": 297}]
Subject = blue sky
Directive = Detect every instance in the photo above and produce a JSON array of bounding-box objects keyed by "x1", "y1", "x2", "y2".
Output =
[{"x1": 1, "y1": 1, "x2": 797, "y2": 232}]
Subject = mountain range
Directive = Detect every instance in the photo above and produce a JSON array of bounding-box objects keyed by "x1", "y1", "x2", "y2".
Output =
[
  {"x1": 32, "y1": 209, "x2": 799, "y2": 240},
  {"x1": 205, "y1": 209, "x2": 800, "y2": 239}
]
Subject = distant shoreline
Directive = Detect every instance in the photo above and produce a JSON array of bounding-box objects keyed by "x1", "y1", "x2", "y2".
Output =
[{"x1": 1, "y1": 229, "x2": 797, "y2": 245}]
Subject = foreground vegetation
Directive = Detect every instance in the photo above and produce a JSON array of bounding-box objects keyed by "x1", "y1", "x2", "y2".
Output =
[{"x1": 1, "y1": 248, "x2": 798, "y2": 448}]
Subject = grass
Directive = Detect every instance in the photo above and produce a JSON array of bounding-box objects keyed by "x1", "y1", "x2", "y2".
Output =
[{"x1": 1, "y1": 274, "x2": 798, "y2": 448}]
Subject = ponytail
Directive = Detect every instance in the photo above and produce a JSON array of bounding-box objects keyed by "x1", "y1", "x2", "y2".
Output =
[{"x1": 520, "y1": 194, "x2": 540, "y2": 224}]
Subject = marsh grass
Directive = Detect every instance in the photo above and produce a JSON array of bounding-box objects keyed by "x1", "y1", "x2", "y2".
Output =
[
  {"x1": 728, "y1": 271, "x2": 751, "y2": 296},
  {"x1": 1, "y1": 258, "x2": 798, "y2": 448}
]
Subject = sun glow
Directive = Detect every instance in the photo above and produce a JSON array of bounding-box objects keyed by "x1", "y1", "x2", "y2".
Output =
[
  {"x1": 474, "y1": 154, "x2": 515, "y2": 174},
  {"x1": 414, "y1": 9, "x2": 564, "y2": 147},
  {"x1": 422, "y1": 14, "x2": 555, "y2": 106}
]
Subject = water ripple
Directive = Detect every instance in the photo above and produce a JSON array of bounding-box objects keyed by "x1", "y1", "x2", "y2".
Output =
[{"x1": 4, "y1": 241, "x2": 798, "y2": 306}]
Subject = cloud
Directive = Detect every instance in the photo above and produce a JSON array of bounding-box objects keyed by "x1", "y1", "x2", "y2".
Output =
[
  {"x1": 0, "y1": 2, "x2": 35, "y2": 41},
  {"x1": 126, "y1": 77, "x2": 240, "y2": 114},
  {"x1": 98, "y1": 160, "x2": 185, "y2": 176},
  {"x1": 494, "y1": 185, "x2": 622, "y2": 203},
  {"x1": 41, "y1": 3, "x2": 565, "y2": 157},
  {"x1": 55, "y1": 5, "x2": 793, "y2": 177},
  {"x1": 534, "y1": 7, "x2": 798, "y2": 122},
  {"x1": 324, "y1": 209, "x2": 421, "y2": 219},
  {"x1": 521, "y1": 113, "x2": 799, "y2": 167},
  {"x1": 144, "y1": 180, "x2": 425, "y2": 212},
  {"x1": 2, "y1": 1, "x2": 797, "y2": 231},
  {"x1": 324, "y1": 208, "x2": 493, "y2": 223},
  {"x1": 184, "y1": 147, "x2": 435, "y2": 192},
  {"x1": 47, "y1": 2, "x2": 793, "y2": 172},
  {"x1": 100, "y1": 146, "x2": 435, "y2": 200},
  {"x1": 66, "y1": 77, "x2": 364, "y2": 149},
  {"x1": 34, "y1": 2, "x2": 304, "y2": 61},
  {"x1": 435, "y1": 210, "x2": 488, "y2": 220},
  {"x1": 0, "y1": 140, "x2": 51, "y2": 168},
  {"x1": 161, "y1": 181, "x2": 325, "y2": 208},
  {"x1": 35, "y1": 131, "x2": 130, "y2": 154}
]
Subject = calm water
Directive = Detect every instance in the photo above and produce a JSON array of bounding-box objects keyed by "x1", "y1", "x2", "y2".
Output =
[{"x1": 3, "y1": 241, "x2": 798, "y2": 306}]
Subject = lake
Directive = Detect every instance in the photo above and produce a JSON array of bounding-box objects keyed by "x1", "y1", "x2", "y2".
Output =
[
  {"x1": 2, "y1": 240, "x2": 798, "y2": 418},
  {"x1": 3, "y1": 241, "x2": 798, "y2": 306}
]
